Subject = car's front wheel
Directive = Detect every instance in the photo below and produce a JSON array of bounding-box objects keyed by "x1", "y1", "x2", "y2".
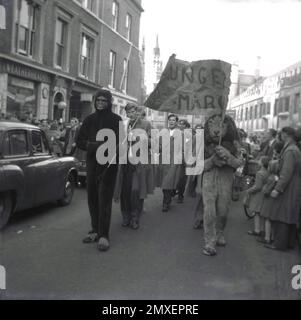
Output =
[
  {"x1": 58, "y1": 174, "x2": 75, "y2": 206},
  {"x1": 0, "y1": 192, "x2": 13, "y2": 230}
]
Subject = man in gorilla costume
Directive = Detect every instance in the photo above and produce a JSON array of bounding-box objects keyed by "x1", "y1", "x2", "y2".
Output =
[
  {"x1": 202, "y1": 113, "x2": 243, "y2": 256},
  {"x1": 76, "y1": 89, "x2": 122, "y2": 252}
]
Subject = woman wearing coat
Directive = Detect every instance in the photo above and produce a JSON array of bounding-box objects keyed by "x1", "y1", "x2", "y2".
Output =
[{"x1": 264, "y1": 127, "x2": 301, "y2": 251}]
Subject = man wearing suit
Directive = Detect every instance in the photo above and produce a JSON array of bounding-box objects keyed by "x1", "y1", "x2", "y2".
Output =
[{"x1": 63, "y1": 117, "x2": 80, "y2": 156}]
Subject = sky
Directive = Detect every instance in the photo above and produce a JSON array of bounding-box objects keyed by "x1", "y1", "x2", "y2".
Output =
[{"x1": 140, "y1": 0, "x2": 301, "y2": 93}]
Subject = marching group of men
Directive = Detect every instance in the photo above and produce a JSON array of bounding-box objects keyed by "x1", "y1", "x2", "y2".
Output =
[{"x1": 75, "y1": 88, "x2": 243, "y2": 255}]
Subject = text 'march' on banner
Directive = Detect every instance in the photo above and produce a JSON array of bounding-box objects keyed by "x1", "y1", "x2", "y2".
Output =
[{"x1": 145, "y1": 54, "x2": 232, "y2": 116}]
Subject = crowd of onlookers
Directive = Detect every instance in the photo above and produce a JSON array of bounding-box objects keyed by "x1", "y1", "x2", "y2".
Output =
[
  {"x1": 39, "y1": 118, "x2": 81, "y2": 157},
  {"x1": 241, "y1": 127, "x2": 301, "y2": 251},
  {"x1": 0, "y1": 112, "x2": 81, "y2": 157}
]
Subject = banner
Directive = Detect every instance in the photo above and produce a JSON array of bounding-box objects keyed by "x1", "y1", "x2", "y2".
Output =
[{"x1": 145, "y1": 54, "x2": 232, "y2": 116}]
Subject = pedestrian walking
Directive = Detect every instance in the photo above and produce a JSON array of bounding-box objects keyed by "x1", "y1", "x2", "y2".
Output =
[
  {"x1": 176, "y1": 119, "x2": 191, "y2": 203},
  {"x1": 201, "y1": 114, "x2": 242, "y2": 256},
  {"x1": 157, "y1": 114, "x2": 184, "y2": 212},
  {"x1": 114, "y1": 104, "x2": 154, "y2": 229}
]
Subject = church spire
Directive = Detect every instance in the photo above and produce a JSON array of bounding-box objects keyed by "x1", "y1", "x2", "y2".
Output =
[{"x1": 154, "y1": 34, "x2": 160, "y2": 58}]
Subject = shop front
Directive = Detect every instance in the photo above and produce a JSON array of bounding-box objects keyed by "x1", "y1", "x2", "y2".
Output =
[
  {"x1": 6, "y1": 75, "x2": 37, "y2": 121},
  {"x1": 0, "y1": 58, "x2": 51, "y2": 122}
]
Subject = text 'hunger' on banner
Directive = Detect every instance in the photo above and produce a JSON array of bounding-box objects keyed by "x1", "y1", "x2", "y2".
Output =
[{"x1": 144, "y1": 54, "x2": 232, "y2": 116}]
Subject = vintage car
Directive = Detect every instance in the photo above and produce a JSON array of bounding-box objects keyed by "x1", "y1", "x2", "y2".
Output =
[
  {"x1": 74, "y1": 148, "x2": 87, "y2": 187},
  {"x1": 0, "y1": 121, "x2": 78, "y2": 229}
]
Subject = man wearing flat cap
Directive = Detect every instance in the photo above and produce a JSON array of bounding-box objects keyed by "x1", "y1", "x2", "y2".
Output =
[{"x1": 76, "y1": 89, "x2": 122, "y2": 251}]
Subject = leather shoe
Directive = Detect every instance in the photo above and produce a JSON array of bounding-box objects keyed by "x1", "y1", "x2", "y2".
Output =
[
  {"x1": 131, "y1": 221, "x2": 139, "y2": 230},
  {"x1": 82, "y1": 232, "x2": 98, "y2": 243},
  {"x1": 122, "y1": 219, "x2": 130, "y2": 227},
  {"x1": 177, "y1": 197, "x2": 184, "y2": 204},
  {"x1": 257, "y1": 238, "x2": 272, "y2": 244},
  {"x1": 264, "y1": 244, "x2": 278, "y2": 250},
  {"x1": 162, "y1": 203, "x2": 169, "y2": 212}
]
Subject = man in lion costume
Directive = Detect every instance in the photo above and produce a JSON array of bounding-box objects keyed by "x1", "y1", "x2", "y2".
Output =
[{"x1": 202, "y1": 113, "x2": 243, "y2": 256}]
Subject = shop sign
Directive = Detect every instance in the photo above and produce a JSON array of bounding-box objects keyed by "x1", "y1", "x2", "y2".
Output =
[
  {"x1": 80, "y1": 93, "x2": 93, "y2": 102},
  {"x1": 10, "y1": 77, "x2": 35, "y2": 90},
  {"x1": 0, "y1": 60, "x2": 51, "y2": 83}
]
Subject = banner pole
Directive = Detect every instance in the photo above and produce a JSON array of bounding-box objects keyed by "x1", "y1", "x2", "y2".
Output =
[
  {"x1": 218, "y1": 107, "x2": 227, "y2": 146},
  {"x1": 119, "y1": 42, "x2": 133, "y2": 91}
]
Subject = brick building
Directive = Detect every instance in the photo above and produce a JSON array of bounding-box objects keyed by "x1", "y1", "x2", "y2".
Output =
[{"x1": 0, "y1": 0, "x2": 144, "y2": 122}]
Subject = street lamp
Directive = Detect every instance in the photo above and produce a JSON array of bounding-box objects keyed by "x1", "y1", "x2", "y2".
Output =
[{"x1": 58, "y1": 101, "x2": 67, "y2": 110}]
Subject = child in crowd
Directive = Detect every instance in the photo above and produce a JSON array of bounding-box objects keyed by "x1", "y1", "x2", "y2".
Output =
[
  {"x1": 245, "y1": 156, "x2": 270, "y2": 237},
  {"x1": 257, "y1": 160, "x2": 280, "y2": 244}
]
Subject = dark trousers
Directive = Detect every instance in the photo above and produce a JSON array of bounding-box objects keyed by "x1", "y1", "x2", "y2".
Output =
[
  {"x1": 163, "y1": 190, "x2": 173, "y2": 206},
  {"x1": 176, "y1": 164, "x2": 187, "y2": 199},
  {"x1": 86, "y1": 161, "x2": 118, "y2": 239},
  {"x1": 120, "y1": 164, "x2": 144, "y2": 223},
  {"x1": 177, "y1": 174, "x2": 187, "y2": 199},
  {"x1": 273, "y1": 221, "x2": 297, "y2": 250}
]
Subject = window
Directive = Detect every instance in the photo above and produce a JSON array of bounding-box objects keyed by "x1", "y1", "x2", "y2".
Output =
[
  {"x1": 109, "y1": 51, "x2": 116, "y2": 87},
  {"x1": 274, "y1": 99, "x2": 279, "y2": 116},
  {"x1": 278, "y1": 98, "x2": 283, "y2": 113},
  {"x1": 80, "y1": 33, "x2": 94, "y2": 79},
  {"x1": 32, "y1": 130, "x2": 49, "y2": 155},
  {"x1": 55, "y1": 19, "x2": 67, "y2": 68},
  {"x1": 255, "y1": 105, "x2": 258, "y2": 119},
  {"x1": 121, "y1": 59, "x2": 129, "y2": 93},
  {"x1": 112, "y1": 1, "x2": 119, "y2": 31},
  {"x1": 76, "y1": 0, "x2": 96, "y2": 13},
  {"x1": 125, "y1": 13, "x2": 132, "y2": 40},
  {"x1": 250, "y1": 106, "x2": 253, "y2": 120},
  {"x1": 0, "y1": 5, "x2": 6, "y2": 29},
  {"x1": 245, "y1": 107, "x2": 248, "y2": 121},
  {"x1": 240, "y1": 108, "x2": 243, "y2": 121},
  {"x1": 262, "y1": 103, "x2": 266, "y2": 115},
  {"x1": 284, "y1": 97, "x2": 290, "y2": 112},
  {"x1": 259, "y1": 104, "x2": 263, "y2": 117},
  {"x1": 294, "y1": 93, "x2": 300, "y2": 114},
  {"x1": 3, "y1": 130, "x2": 29, "y2": 157},
  {"x1": 15, "y1": 0, "x2": 39, "y2": 58},
  {"x1": 266, "y1": 102, "x2": 271, "y2": 115}
]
